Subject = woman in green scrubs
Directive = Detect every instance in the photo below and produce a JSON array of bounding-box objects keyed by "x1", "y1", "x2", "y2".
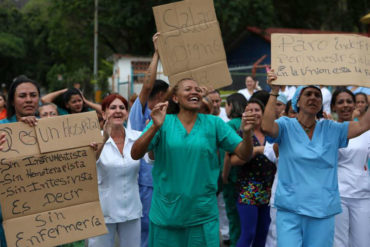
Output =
[{"x1": 131, "y1": 78, "x2": 255, "y2": 247}]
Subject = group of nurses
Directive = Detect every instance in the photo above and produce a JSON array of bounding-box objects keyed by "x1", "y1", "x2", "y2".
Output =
[
  {"x1": 263, "y1": 70, "x2": 370, "y2": 247},
  {"x1": 130, "y1": 78, "x2": 255, "y2": 247}
]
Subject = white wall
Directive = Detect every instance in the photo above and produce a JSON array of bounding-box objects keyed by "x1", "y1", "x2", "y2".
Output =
[{"x1": 111, "y1": 56, "x2": 169, "y2": 99}]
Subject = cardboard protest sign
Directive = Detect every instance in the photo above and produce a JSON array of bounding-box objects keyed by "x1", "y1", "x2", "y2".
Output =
[
  {"x1": 0, "y1": 113, "x2": 107, "y2": 247},
  {"x1": 0, "y1": 122, "x2": 40, "y2": 160},
  {"x1": 35, "y1": 111, "x2": 103, "y2": 153},
  {"x1": 4, "y1": 201, "x2": 104, "y2": 247},
  {"x1": 153, "y1": 0, "x2": 232, "y2": 89},
  {"x1": 271, "y1": 33, "x2": 370, "y2": 87}
]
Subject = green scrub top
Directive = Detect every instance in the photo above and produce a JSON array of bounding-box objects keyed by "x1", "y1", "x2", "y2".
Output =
[
  {"x1": 227, "y1": 118, "x2": 241, "y2": 132},
  {"x1": 144, "y1": 114, "x2": 242, "y2": 227},
  {"x1": 227, "y1": 118, "x2": 242, "y2": 183}
]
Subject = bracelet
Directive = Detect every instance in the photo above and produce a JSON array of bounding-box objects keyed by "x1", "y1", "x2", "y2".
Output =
[{"x1": 269, "y1": 92, "x2": 279, "y2": 97}]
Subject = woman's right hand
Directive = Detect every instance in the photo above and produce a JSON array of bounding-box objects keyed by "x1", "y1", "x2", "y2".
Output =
[
  {"x1": 151, "y1": 101, "x2": 168, "y2": 128},
  {"x1": 267, "y1": 69, "x2": 280, "y2": 93}
]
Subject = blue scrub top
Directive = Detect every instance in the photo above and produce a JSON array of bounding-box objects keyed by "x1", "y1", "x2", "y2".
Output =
[
  {"x1": 127, "y1": 98, "x2": 153, "y2": 187},
  {"x1": 268, "y1": 117, "x2": 349, "y2": 218}
]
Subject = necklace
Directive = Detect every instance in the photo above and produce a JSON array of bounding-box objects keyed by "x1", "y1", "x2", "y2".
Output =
[{"x1": 297, "y1": 119, "x2": 316, "y2": 133}]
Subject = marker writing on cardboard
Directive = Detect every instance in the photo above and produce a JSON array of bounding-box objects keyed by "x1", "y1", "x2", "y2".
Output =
[{"x1": 14, "y1": 213, "x2": 103, "y2": 247}]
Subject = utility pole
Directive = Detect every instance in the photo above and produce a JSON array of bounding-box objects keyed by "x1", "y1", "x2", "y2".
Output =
[{"x1": 93, "y1": 0, "x2": 98, "y2": 81}]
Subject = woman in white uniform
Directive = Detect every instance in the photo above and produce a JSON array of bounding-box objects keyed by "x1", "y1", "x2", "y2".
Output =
[
  {"x1": 88, "y1": 94, "x2": 143, "y2": 247},
  {"x1": 331, "y1": 88, "x2": 370, "y2": 247}
]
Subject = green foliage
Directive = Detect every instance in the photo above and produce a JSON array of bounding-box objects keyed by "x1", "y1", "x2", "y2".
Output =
[
  {"x1": 46, "y1": 64, "x2": 68, "y2": 91},
  {"x1": 0, "y1": 0, "x2": 368, "y2": 98},
  {"x1": 97, "y1": 59, "x2": 113, "y2": 98},
  {"x1": 273, "y1": 0, "x2": 369, "y2": 32},
  {"x1": 0, "y1": 32, "x2": 25, "y2": 58},
  {"x1": 215, "y1": 0, "x2": 275, "y2": 45}
]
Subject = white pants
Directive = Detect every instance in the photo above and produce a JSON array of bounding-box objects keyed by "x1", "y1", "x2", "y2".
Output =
[
  {"x1": 88, "y1": 218, "x2": 141, "y2": 247},
  {"x1": 218, "y1": 192, "x2": 230, "y2": 240},
  {"x1": 334, "y1": 197, "x2": 370, "y2": 247},
  {"x1": 265, "y1": 206, "x2": 277, "y2": 247}
]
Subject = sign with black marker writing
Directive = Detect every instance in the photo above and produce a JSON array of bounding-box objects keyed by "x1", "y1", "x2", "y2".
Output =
[
  {"x1": 0, "y1": 113, "x2": 107, "y2": 246},
  {"x1": 36, "y1": 111, "x2": 103, "y2": 153},
  {"x1": 271, "y1": 33, "x2": 370, "y2": 87},
  {"x1": 153, "y1": 0, "x2": 232, "y2": 88},
  {"x1": 4, "y1": 202, "x2": 104, "y2": 247},
  {"x1": 0, "y1": 123, "x2": 40, "y2": 160}
]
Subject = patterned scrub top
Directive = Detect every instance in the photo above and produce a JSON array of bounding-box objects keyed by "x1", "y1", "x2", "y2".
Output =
[{"x1": 237, "y1": 134, "x2": 276, "y2": 205}]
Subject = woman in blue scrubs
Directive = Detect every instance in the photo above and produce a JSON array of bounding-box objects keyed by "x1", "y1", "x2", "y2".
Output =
[{"x1": 262, "y1": 71, "x2": 370, "y2": 247}]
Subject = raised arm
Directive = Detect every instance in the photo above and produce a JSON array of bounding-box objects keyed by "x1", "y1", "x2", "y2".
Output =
[
  {"x1": 82, "y1": 94, "x2": 102, "y2": 114},
  {"x1": 230, "y1": 146, "x2": 265, "y2": 166},
  {"x1": 261, "y1": 70, "x2": 280, "y2": 138},
  {"x1": 232, "y1": 110, "x2": 255, "y2": 162},
  {"x1": 139, "y1": 33, "x2": 160, "y2": 108},
  {"x1": 347, "y1": 106, "x2": 370, "y2": 139},
  {"x1": 131, "y1": 101, "x2": 168, "y2": 160},
  {"x1": 41, "y1": 88, "x2": 68, "y2": 104}
]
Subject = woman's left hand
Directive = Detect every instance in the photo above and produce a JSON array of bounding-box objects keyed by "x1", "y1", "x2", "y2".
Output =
[
  {"x1": 19, "y1": 116, "x2": 38, "y2": 127},
  {"x1": 241, "y1": 110, "x2": 255, "y2": 132},
  {"x1": 0, "y1": 133, "x2": 6, "y2": 151},
  {"x1": 89, "y1": 142, "x2": 98, "y2": 151}
]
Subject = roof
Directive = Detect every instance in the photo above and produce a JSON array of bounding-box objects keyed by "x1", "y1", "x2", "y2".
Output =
[
  {"x1": 107, "y1": 54, "x2": 151, "y2": 62},
  {"x1": 360, "y1": 13, "x2": 370, "y2": 24},
  {"x1": 246, "y1": 27, "x2": 368, "y2": 43}
]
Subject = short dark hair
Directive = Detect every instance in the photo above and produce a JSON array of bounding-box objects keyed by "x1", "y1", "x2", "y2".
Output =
[
  {"x1": 208, "y1": 89, "x2": 221, "y2": 96},
  {"x1": 226, "y1": 93, "x2": 247, "y2": 118},
  {"x1": 149, "y1": 80, "x2": 169, "y2": 100},
  {"x1": 101, "y1": 93, "x2": 128, "y2": 112},
  {"x1": 247, "y1": 98, "x2": 265, "y2": 113},
  {"x1": 250, "y1": 90, "x2": 269, "y2": 107},
  {"x1": 7, "y1": 75, "x2": 40, "y2": 119}
]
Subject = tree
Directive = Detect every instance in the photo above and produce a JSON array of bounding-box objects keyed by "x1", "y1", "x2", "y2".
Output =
[
  {"x1": 0, "y1": 0, "x2": 28, "y2": 86},
  {"x1": 273, "y1": 0, "x2": 369, "y2": 32},
  {"x1": 1, "y1": 0, "x2": 368, "y2": 97}
]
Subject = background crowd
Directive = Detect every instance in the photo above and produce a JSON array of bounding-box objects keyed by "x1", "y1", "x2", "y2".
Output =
[{"x1": 0, "y1": 33, "x2": 369, "y2": 247}]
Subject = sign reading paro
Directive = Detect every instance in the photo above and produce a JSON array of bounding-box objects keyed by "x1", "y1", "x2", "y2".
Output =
[
  {"x1": 271, "y1": 33, "x2": 370, "y2": 87},
  {"x1": 0, "y1": 112, "x2": 106, "y2": 247}
]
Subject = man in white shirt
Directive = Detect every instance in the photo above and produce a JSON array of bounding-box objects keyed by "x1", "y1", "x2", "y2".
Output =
[{"x1": 207, "y1": 90, "x2": 229, "y2": 122}]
